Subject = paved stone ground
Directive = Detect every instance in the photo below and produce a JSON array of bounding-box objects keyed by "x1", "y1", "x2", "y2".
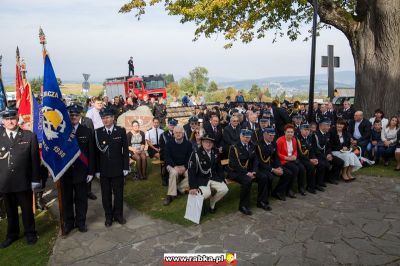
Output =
[{"x1": 48, "y1": 175, "x2": 400, "y2": 266}]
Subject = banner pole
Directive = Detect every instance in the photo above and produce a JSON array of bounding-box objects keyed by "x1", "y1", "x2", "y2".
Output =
[{"x1": 56, "y1": 179, "x2": 65, "y2": 236}]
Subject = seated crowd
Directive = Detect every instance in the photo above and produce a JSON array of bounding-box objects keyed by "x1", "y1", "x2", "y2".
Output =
[{"x1": 0, "y1": 97, "x2": 399, "y2": 249}]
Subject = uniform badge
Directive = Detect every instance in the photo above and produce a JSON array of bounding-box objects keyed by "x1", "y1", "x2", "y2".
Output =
[
  {"x1": 1, "y1": 147, "x2": 4, "y2": 151},
  {"x1": 103, "y1": 141, "x2": 106, "y2": 144}
]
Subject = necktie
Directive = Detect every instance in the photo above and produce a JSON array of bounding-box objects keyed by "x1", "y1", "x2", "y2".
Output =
[
  {"x1": 9, "y1": 132, "x2": 14, "y2": 142},
  {"x1": 214, "y1": 127, "x2": 217, "y2": 134},
  {"x1": 156, "y1": 128, "x2": 159, "y2": 146},
  {"x1": 108, "y1": 130, "x2": 112, "y2": 136}
]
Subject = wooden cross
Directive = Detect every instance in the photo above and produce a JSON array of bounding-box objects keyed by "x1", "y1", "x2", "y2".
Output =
[{"x1": 321, "y1": 45, "x2": 340, "y2": 100}]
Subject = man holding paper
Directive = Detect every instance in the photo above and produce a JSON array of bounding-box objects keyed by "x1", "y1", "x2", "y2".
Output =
[{"x1": 188, "y1": 134, "x2": 229, "y2": 214}]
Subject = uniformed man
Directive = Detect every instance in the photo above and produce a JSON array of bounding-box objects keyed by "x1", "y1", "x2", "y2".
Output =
[
  {"x1": 296, "y1": 124, "x2": 322, "y2": 194},
  {"x1": 336, "y1": 101, "x2": 355, "y2": 124},
  {"x1": 128, "y1": 56, "x2": 134, "y2": 76},
  {"x1": 95, "y1": 107, "x2": 129, "y2": 227},
  {"x1": 228, "y1": 129, "x2": 268, "y2": 215},
  {"x1": 159, "y1": 118, "x2": 177, "y2": 186},
  {"x1": 313, "y1": 119, "x2": 344, "y2": 185},
  {"x1": 222, "y1": 115, "x2": 241, "y2": 154},
  {"x1": 188, "y1": 134, "x2": 229, "y2": 214},
  {"x1": 256, "y1": 128, "x2": 292, "y2": 202},
  {"x1": 61, "y1": 105, "x2": 96, "y2": 234},
  {"x1": 153, "y1": 98, "x2": 167, "y2": 128},
  {"x1": 292, "y1": 114, "x2": 303, "y2": 136},
  {"x1": 0, "y1": 108, "x2": 41, "y2": 248}
]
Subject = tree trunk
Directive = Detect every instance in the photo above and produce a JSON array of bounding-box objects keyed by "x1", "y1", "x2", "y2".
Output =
[{"x1": 349, "y1": 0, "x2": 400, "y2": 117}]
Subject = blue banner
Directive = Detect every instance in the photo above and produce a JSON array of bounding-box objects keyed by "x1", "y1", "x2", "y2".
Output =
[
  {"x1": 41, "y1": 55, "x2": 80, "y2": 182},
  {"x1": 32, "y1": 92, "x2": 43, "y2": 143},
  {"x1": 0, "y1": 76, "x2": 6, "y2": 111}
]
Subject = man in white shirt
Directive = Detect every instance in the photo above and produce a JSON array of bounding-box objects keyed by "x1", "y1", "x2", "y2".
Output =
[
  {"x1": 85, "y1": 97, "x2": 104, "y2": 129},
  {"x1": 145, "y1": 117, "x2": 164, "y2": 159}
]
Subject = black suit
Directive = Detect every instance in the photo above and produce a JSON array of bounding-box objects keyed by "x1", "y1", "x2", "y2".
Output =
[
  {"x1": 0, "y1": 128, "x2": 40, "y2": 239},
  {"x1": 204, "y1": 123, "x2": 223, "y2": 149},
  {"x1": 313, "y1": 130, "x2": 344, "y2": 183},
  {"x1": 255, "y1": 140, "x2": 291, "y2": 201},
  {"x1": 348, "y1": 119, "x2": 371, "y2": 156},
  {"x1": 222, "y1": 125, "x2": 241, "y2": 150},
  {"x1": 228, "y1": 142, "x2": 267, "y2": 208},
  {"x1": 241, "y1": 121, "x2": 259, "y2": 144},
  {"x1": 61, "y1": 125, "x2": 95, "y2": 229},
  {"x1": 271, "y1": 107, "x2": 290, "y2": 136},
  {"x1": 95, "y1": 126, "x2": 129, "y2": 220},
  {"x1": 337, "y1": 107, "x2": 355, "y2": 123},
  {"x1": 183, "y1": 123, "x2": 195, "y2": 140},
  {"x1": 329, "y1": 128, "x2": 352, "y2": 152}
]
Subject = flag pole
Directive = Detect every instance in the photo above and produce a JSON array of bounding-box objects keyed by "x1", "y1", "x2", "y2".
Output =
[
  {"x1": 0, "y1": 55, "x2": 8, "y2": 108},
  {"x1": 39, "y1": 27, "x2": 65, "y2": 236}
]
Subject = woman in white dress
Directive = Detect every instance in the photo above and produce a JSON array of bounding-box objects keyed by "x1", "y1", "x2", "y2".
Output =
[{"x1": 329, "y1": 118, "x2": 362, "y2": 181}]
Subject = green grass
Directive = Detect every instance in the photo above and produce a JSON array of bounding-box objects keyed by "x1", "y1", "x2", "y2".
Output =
[
  {"x1": 124, "y1": 159, "x2": 261, "y2": 226},
  {"x1": 0, "y1": 210, "x2": 58, "y2": 266},
  {"x1": 354, "y1": 160, "x2": 400, "y2": 178}
]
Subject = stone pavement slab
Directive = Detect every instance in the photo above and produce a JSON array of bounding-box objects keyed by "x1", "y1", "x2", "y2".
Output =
[{"x1": 49, "y1": 175, "x2": 400, "y2": 265}]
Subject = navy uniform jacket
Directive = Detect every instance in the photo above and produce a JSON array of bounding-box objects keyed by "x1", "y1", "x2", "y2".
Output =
[
  {"x1": 337, "y1": 107, "x2": 355, "y2": 122},
  {"x1": 228, "y1": 142, "x2": 257, "y2": 176},
  {"x1": 255, "y1": 140, "x2": 281, "y2": 172},
  {"x1": 313, "y1": 130, "x2": 332, "y2": 159},
  {"x1": 188, "y1": 147, "x2": 223, "y2": 189},
  {"x1": 65, "y1": 124, "x2": 96, "y2": 184},
  {"x1": 95, "y1": 126, "x2": 129, "y2": 178},
  {"x1": 297, "y1": 135, "x2": 317, "y2": 161},
  {"x1": 0, "y1": 128, "x2": 40, "y2": 193}
]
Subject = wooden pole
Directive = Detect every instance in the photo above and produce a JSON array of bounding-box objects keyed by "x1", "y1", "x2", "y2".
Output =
[
  {"x1": 32, "y1": 193, "x2": 36, "y2": 214},
  {"x1": 56, "y1": 179, "x2": 65, "y2": 236}
]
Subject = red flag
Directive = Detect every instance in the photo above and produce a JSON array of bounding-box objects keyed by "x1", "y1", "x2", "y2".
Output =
[{"x1": 18, "y1": 82, "x2": 33, "y2": 130}]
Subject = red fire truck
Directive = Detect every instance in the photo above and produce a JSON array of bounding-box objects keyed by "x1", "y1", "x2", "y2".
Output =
[{"x1": 104, "y1": 75, "x2": 167, "y2": 100}]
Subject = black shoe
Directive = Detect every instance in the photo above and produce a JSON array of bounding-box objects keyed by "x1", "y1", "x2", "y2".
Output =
[
  {"x1": 239, "y1": 206, "x2": 252, "y2": 215},
  {"x1": 26, "y1": 235, "x2": 38, "y2": 245},
  {"x1": 105, "y1": 219, "x2": 113, "y2": 227},
  {"x1": 114, "y1": 216, "x2": 126, "y2": 225},
  {"x1": 0, "y1": 238, "x2": 17, "y2": 249},
  {"x1": 272, "y1": 192, "x2": 286, "y2": 201},
  {"x1": 78, "y1": 225, "x2": 88, "y2": 233},
  {"x1": 320, "y1": 183, "x2": 327, "y2": 187},
  {"x1": 299, "y1": 188, "x2": 307, "y2": 196},
  {"x1": 315, "y1": 186, "x2": 325, "y2": 192},
  {"x1": 257, "y1": 202, "x2": 272, "y2": 211},
  {"x1": 88, "y1": 192, "x2": 97, "y2": 200},
  {"x1": 287, "y1": 190, "x2": 297, "y2": 198},
  {"x1": 36, "y1": 192, "x2": 46, "y2": 210},
  {"x1": 163, "y1": 196, "x2": 173, "y2": 206},
  {"x1": 208, "y1": 206, "x2": 216, "y2": 214},
  {"x1": 328, "y1": 179, "x2": 338, "y2": 185},
  {"x1": 64, "y1": 225, "x2": 74, "y2": 235},
  {"x1": 307, "y1": 188, "x2": 316, "y2": 194}
]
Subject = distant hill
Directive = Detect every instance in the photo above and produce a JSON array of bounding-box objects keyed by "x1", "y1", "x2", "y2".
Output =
[{"x1": 218, "y1": 71, "x2": 355, "y2": 93}]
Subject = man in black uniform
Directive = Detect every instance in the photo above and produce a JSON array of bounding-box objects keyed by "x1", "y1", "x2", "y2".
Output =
[
  {"x1": 0, "y1": 108, "x2": 41, "y2": 248},
  {"x1": 204, "y1": 114, "x2": 223, "y2": 155},
  {"x1": 128, "y1": 56, "x2": 134, "y2": 76},
  {"x1": 188, "y1": 134, "x2": 229, "y2": 214},
  {"x1": 159, "y1": 118, "x2": 177, "y2": 186},
  {"x1": 95, "y1": 107, "x2": 129, "y2": 227},
  {"x1": 313, "y1": 119, "x2": 344, "y2": 185},
  {"x1": 61, "y1": 105, "x2": 96, "y2": 234},
  {"x1": 228, "y1": 129, "x2": 269, "y2": 215},
  {"x1": 222, "y1": 115, "x2": 241, "y2": 154},
  {"x1": 296, "y1": 124, "x2": 323, "y2": 194},
  {"x1": 256, "y1": 128, "x2": 292, "y2": 202},
  {"x1": 336, "y1": 101, "x2": 355, "y2": 124},
  {"x1": 153, "y1": 98, "x2": 167, "y2": 128}
]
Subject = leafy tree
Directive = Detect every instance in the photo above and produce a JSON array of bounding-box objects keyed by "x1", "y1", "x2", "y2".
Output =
[
  {"x1": 120, "y1": 0, "x2": 400, "y2": 116},
  {"x1": 29, "y1": 77, "x2": 43, "y2": 95},
  {"x1": 167, "y1": 81, "x2": 180, "y2": 97},
  {"x1": 248, "y1": 84, "x2": 261, "y2": 101},
  {"x1": 189, "y1": 66, "x2": 209, "y2": 94},
  {"x1": 179, "y1": 77, "x2": 196, "y2": 95},
  {"x1": 208, "y1": 80, "x2": 218, "y2": 92},
  {"x1": 162, "y1": 74, "x2": 175, "y2": 85}
]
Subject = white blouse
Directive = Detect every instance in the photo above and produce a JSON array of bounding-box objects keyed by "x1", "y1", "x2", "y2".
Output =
[
  {"x1": 287, "y1": 140, "x2": 293, "y2": 156},
  {"x1": 381, "y1": 127, "x2": 398, "y2": 144}
]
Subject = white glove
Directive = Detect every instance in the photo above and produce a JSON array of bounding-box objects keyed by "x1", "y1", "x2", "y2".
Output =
[
  {"x1": 166, "y1": 165, "x2": 173, "y2": 172},
  {"x1": 123, "y1": 170, "x2": 129, "y2": 176},
  {"x1": 31, "y1": 182, "x2": 41, "y2": 190},
  {"x1": 95, "y1": 173, "x2": 100, "y2": 178},
  {"x1": 86, "y1": 175, "x2": 93, "y2": 183}
]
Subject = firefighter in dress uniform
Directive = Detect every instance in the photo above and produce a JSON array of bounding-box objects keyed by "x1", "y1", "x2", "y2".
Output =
[
  {"x1": 95, "y1": 107, "x2": 130, "y2": 227},
  {"x1": 227, "y1": 129, "x2": 269, "y2": 215},
  {"x1": 188, "y1": 134, "x2": 229, "y2": 214},
  {"x1": 61, "y1": 105, "x2": 96, "y2": 235},
  {"x1": 0, "y1": 108, "x2": 41, "y2": 248}
]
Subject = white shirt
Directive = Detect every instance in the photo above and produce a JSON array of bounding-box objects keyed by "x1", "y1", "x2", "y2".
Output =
[
  {"x1": 105, "y1": 125, "x2": 114, "y2": 135},
  {"x1": 86, "y1": 108, "x2": 103, "y2": 129},
  {"x1": 287, "y1": 140, "x2": 293, "y2": 156},
  {"x1": 369, "y1": 117, "x2": 388, "y2": 129},
  {"x1": 353, "y1": 121, "x2": 362, "y2": 139},
  {"x1": 5, "y1": 128, "x2": 19, "y2": 139},
  {"x1": 145, "y1": 127, "x2": 164, "y2": 146}
]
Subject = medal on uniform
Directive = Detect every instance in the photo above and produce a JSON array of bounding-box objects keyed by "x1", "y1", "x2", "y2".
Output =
[
  {"x1": 1, "y1": 147, "x2": 4, "y2": 151},
  {"x1": 103, "y1": 141, "x2": 106, "y2": 144}
]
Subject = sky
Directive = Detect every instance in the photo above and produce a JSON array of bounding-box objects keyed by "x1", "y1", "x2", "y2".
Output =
[{"x1": 0, "y1": 0, "x2": 355, "y2": 82}]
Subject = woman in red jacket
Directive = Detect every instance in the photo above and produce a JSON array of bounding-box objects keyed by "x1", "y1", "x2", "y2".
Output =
[{"x1": 276, "y1": 124, "x2": 307, "y2": 197}]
